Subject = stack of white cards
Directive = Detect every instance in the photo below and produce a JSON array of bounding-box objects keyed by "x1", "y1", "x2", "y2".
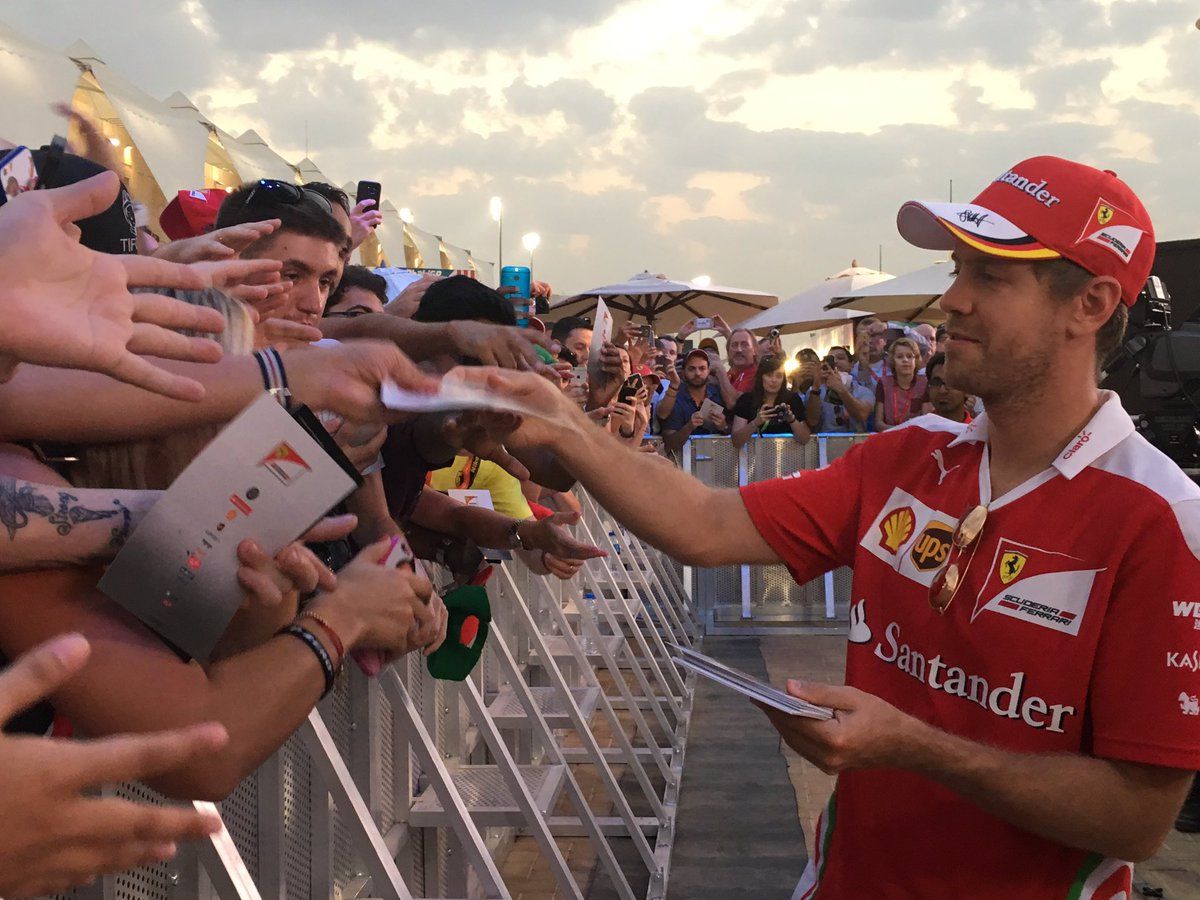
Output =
[{"x1": 669, "y1": 644, "x2": 834, "y2": 720}]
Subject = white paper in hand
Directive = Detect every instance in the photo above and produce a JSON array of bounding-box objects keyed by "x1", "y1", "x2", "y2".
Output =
[
  {"x1": 379, "y1": 369, "x2": 576, "y2": 429},
  {"x1": 669, "y1": 644, "x2": 834, "y2": 720},
  {"x1": 589, "y1": 297, "x2": 613, "y2": 370}
]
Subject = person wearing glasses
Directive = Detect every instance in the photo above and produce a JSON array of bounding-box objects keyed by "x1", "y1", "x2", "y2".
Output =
[
  {"x1": 448, "y1": 156, "x2": 1200, "y2": 899},
  {"x1": 923, "y1": 352, "x2": 973, "y2": 424}
]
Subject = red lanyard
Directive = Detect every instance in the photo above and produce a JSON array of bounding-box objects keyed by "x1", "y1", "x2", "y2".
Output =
[{"x1": 890, "y1": 379, "x2": 915, "y2": 425}]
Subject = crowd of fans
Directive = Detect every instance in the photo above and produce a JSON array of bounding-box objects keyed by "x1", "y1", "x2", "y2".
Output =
[{"x1": 3, "y1": 115, "x2": 1197, "y2": 896}]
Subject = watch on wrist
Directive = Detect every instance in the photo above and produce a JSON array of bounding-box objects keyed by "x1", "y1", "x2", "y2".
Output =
[{"x1": 507, "y1": 519, "x2": 534, "y2": 551}]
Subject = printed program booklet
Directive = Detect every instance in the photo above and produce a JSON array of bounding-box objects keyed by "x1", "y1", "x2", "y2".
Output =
[
  {"x1": 668, "y1": 643, "x2": 834, "y2": 719},
  {"x1": 99, "y1": 394, "x2": 360, "y2": 662}
]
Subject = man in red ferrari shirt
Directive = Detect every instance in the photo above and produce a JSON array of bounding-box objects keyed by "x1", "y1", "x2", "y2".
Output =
[{"x1": 457, "y1": 155, "x2": 1200, "y2": 899}]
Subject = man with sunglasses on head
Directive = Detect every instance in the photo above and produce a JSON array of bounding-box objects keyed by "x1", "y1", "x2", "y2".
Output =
[{"x1": 450, "y1": 156, "x2": 1200, "y2": 898}]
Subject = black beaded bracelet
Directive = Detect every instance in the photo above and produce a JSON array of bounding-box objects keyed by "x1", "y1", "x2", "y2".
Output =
[{"x1": 279, "y1": 624, "x2": 337, "y2": 698}]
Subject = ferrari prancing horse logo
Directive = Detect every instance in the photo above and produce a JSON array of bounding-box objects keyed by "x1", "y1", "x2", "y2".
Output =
[{"x1": 999, "y1": 551, "x2": 1028, "y2": 585}]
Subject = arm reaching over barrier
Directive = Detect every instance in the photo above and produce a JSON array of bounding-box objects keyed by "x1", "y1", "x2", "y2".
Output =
[{"x1": 444, "y1": 366, "x2": 780, "y2": 568}]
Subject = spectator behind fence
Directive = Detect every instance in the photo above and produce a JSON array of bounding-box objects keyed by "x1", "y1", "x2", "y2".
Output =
[
  {"x1": 875, "y1": 336, "x2": 928, "y2": 430},
  {"x1": 805, "y1": 350, "x2": 874, "y2": 433},
  {"x1": 923, "y1": 351, "x2": 973, "y2": 423},
  {"x1": 731, "y1": 355, "x2": 811, "y2": 448},
  {"x1": 851, "y1": 316, "x2": 888, "y2": 389},
  {"x1": 325, "y1": 265, "x2": 388, "y2": 318},
  {"x1": 658, "y1": 348, "x2": 728, "y2": 453},
  {"x1": 725, "y1": 327, "x2": 759, "y2": 395}
]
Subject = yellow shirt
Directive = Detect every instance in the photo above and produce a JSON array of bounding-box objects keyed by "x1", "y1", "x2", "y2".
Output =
[{"x1": 427, "y1": 454, "x2": 533, "y2": 520}]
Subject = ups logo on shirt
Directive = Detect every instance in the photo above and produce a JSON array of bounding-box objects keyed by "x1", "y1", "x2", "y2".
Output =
[{"x1": 910, "y1": 520, "x2": 954, "y2": 571}]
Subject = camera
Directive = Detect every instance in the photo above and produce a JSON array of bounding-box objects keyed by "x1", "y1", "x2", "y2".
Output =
[{"x1": 1104, "y1": 274, "x2": 1200, "y2": 469}]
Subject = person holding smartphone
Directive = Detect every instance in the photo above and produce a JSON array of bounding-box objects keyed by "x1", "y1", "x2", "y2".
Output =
[
  {"x1": 731, "y1": 355, "x2": 811, "y2": 448},
  {"x1": 805, "y1": 352, "x2": 875, "y2": 433}
]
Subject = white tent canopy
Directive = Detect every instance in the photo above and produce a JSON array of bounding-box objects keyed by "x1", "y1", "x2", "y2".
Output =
[
  {"x1": 441, "y1": 240, "x2": 471, "y2": 270},
  {"x1": 372, "y1": 199, "x2": 409, "y2": 268},
  {"x1": 736, "y1": 264, "x2": 890, "y2": 334},
  {"x1": 468, "y1": 254, "x2": 495, "y2": 285},
  {"x1": 69, "y1": 41, "x2": 209, "y2": 197},
  {"x1": 219, "y1": 128, "x2": 297, "y2": 184},
  {"x1": 827, "y1": 259, "x2": 954, "y2": 323},
  {"x1": 406, "y1": 223, "x2": 443, "y2": 269},
  {"x1": 296, "y1": 156, "x2": 334, "y2": 186},
  {"x1": 551, "y1": 271, "x2": 777, "y2": 332},
  {"x1": 0, "y1": 23, "x2": 82, "y2": 145}
]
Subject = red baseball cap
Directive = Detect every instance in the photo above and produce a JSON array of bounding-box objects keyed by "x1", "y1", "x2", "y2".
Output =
[
  {"x1": 159, "y1": 188, "x2": 227, "y2": 240},
  {"x1": 897, "y1": 155, "x2": 1155, "y2": 305}
]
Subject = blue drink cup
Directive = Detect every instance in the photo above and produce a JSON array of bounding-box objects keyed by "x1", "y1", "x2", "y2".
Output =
[{"x1": 501, "y1": 266, "x2": 532, "y2": 326}]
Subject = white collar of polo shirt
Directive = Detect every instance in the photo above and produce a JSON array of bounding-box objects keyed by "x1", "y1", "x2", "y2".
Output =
[{"x1": 945, "y1": 390, "x2": 1133, "y2": 508}]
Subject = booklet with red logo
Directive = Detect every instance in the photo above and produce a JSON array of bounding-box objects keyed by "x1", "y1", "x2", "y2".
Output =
[
  {"x1": 668, "y1": 643, "x2": 834, "y2": 720},
  {"x1": 98, "y1": 394, "x2": 360, "y2": 662}
]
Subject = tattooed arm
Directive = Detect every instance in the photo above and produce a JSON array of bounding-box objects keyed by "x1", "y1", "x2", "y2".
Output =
[{"x1": 0, "y1": 476, "x2": 156, "y2": 572}]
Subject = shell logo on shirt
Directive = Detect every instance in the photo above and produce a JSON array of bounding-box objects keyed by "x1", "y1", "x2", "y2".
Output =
[{"x1": 879, "y1": 507, "x2": 915, "y2": 554}]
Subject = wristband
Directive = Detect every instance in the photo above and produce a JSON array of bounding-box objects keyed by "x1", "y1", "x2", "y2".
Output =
[
  {"x1": 279, "y1": 624, "x2": 337, "y2": 697},
  {"x1": 254, "y1": 347, "x2": 293, "y2": 411},
  {"x1": 298, "y1": 611, "x2": 346, "y2": 664}
]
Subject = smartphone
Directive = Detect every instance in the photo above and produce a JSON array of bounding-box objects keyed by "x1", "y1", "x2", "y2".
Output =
[
  {"x1": 694, "y1": 317, "x2": 714, "y2": 331},
  {"x1": 0, "y1": 147, "x2": 37, "y2": 206},
  {"x1": 617, "y1": 374, "x2": 644, "y2": 405},
  {"x1": 638, "y1": 324, "x2": 655, "y2": 344},
  {"x1": 355, "y1": 180, "x2": 382, "y2": 210},
  {"x1": 558, "y1": 347, "x2": 579, "y2": 366},
  {"x1": 500, "y1": 266, "x2": 532, "y2": 326}
]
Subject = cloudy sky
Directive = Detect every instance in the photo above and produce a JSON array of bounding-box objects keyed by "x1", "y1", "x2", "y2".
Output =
[{"x1": 5, "y1": 0, "x2": 1200, "y2": 303}]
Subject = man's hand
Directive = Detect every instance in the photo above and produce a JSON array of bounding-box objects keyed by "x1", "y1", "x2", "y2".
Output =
[
  {"x1": 256, "y1": 316, "x2": 324, "y2": 350},
  {"x1": 440, "y1": 411, "x2": 531, "y2": 481},
  {"x1": 542, "y1": 552, "x2": 585, "y2": 580},
  {"x1": 705, "y1": 406, "x2": 727, "y2": 431},
  {"x1": 0, "y1": 634, "x2": 229, "y2": 898},
  {"x1": 712, "y1": 313, "x2": 733, "y2": 340},
  {"x1": 0, "y1": 171, "x2": 228, "y2": 400},
  {"x1": 385, "y1": 274, "x2": 440, "y2": 319},
  {"x1": 758, "y1": 679, "x2": 921, "y2": 775},
  {"x1": 445, "y1": 320, "x2": 551, "y2": 369},
  {"x1": 690, "y1": 410, "x2": 706, "y2": 430},
  {"x1": 445, "y1": 367, "x2": 590, "y2": 450},
  {"x1": 236, "y1": 537, "x2": 338, "y2": 607},
  {"x1": 420, "y1": 592, "x2": 449, "y2": 656},
  {"x1": 191, "y1": 257, "x2": 286, "y2": 305},
  {"x1": 153, "y1": 221, "x2": 281, "y2": 264},
  {"x1": 287, "y1": 340, "x2": 439, "y2": 423},
  {"x1": 677, "y1": 318, "x2": 697, "y2": 339},
  {"x1": 348, "y1": 199, "x2": 383, "y2": 250},
  {"x1": 519, "y1": 511, "x2": 607, "y2": 561}
]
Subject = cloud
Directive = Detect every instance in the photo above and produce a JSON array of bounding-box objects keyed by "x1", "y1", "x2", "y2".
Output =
[{"x1": 4, "y1": 0, "x2": 1200, "y2": 302}]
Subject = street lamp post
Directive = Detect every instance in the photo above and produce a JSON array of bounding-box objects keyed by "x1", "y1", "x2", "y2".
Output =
[
  {"x1": 489, "y1": 197, "x2": 503, "y2": 277},
  {"x1": 522, "y1": 232, "x2": 541, "y2": 278}
]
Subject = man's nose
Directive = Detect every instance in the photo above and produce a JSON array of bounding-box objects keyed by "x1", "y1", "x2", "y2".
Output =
[
  {"x1": 296, "y1": 281, "x2": 324, "y2": 316},
  {"x1": 938, "y1": 275, "x2": 971, "y2": 318}
]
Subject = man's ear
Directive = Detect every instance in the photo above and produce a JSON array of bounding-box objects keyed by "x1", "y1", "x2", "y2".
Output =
[{"x1": 1067, "y1": 276, "x2": 1122, "y2": 340}]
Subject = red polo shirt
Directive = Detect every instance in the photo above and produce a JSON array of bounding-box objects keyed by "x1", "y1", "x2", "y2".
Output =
[
  {"x1": 740, "y1": 392, "x2": 1200, "y2": 899},
  {"x1": 729, "y1": 363, "x2": 757, "y2": 394}
]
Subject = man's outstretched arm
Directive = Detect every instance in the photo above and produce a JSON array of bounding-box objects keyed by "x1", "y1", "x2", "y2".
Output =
[{"x1": 449, "y1": 367, "x2": 780, "y2": 568}]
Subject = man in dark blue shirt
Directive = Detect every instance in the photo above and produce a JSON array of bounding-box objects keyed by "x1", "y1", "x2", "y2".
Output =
[{"x1": 659, "y1": 348, "x2": 728, "y2": 453}]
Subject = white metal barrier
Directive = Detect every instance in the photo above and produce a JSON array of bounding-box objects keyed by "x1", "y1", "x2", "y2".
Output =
[
  {"x1": 47, "y1": 492, "x2": 698, "y2": 900},
  {"x1": 681, "y1": 433, "x2": 867, "y2": 635}
]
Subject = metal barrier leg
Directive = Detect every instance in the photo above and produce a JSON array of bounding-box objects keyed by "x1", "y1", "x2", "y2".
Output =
[
  {"x1": 487, "y1": 626, "x2": 649, "y2": 895},
  {"x1": 381, "y1": 669, "x2": 512, "y2": 899},
  {"x1": 299, "y1": 711, "x2": 415, "y2": 900}
]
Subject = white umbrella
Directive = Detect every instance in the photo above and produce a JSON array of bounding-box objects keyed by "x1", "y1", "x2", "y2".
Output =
[
  {"x1": 826, "y1": 260, "x2": 954, "y2": 324},
  {"x1": 735, "y1": 263, "x2": 892, "y2": 334},
  {"x1": 549, "y1": 271, "x2": 776, "y2": 332}
]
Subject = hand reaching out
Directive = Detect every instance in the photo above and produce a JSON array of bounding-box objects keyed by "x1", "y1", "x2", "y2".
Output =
[
  {"x1": 0, "y1": 634, "x2": 228, "y2": 898},
  {"x1": 0, "y1": 171, "x2": 229, "y2": 400},
  {"x1": 348, "y1": 200, "x2": 383, "y2": 250}
]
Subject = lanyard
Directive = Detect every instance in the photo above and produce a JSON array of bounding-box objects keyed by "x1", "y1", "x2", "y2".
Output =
[{"x1": 889, "y1": 379, "x2": 915, "y2": 425}]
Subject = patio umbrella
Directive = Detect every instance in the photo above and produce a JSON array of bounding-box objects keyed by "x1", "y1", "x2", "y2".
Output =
[
  {"x1": 735, "y1": 262, "x2": 891, "y2": 334},
  {"x1": 826, "y1": 260, "x2": 954, "y2": 324},
  {"x1": 548, "y1": 271, "x2": 777, "y2": 333}
]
